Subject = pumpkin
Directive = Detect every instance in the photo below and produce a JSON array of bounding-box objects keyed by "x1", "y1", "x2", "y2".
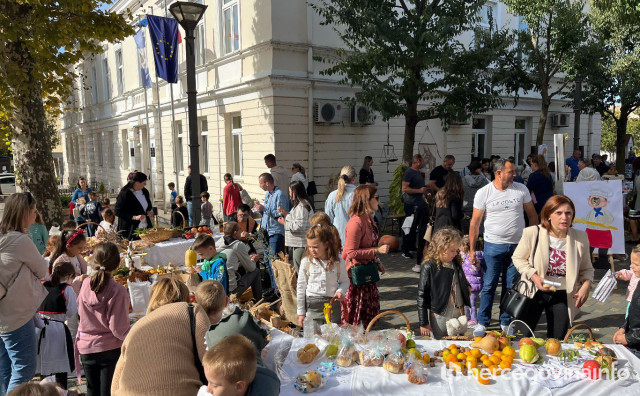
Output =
[{"x1": 185, "y1": 248, "x2": 197, "y2": 267}]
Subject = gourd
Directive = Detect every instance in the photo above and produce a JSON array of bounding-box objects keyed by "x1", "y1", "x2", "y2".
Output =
[
  {"x1": 185, "y1": 248, "x2": 197, "y2": 267},
  {"x1": 470, "y1": 335, "x2": 500, "y2": 354}
]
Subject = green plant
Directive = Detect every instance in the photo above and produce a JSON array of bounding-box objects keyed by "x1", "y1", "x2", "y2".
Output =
[
  {"x1": 59, "y1": 194, "x2": 71, "y2": 207},
  {"x1": 97, "y1": 182, "x2": 107, "y2": 193},
  {"x1": 388, "y1": 164, "x2": 406, "y2": 215}
]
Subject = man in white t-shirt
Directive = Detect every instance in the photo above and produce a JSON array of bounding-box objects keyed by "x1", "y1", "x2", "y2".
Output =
[{"x1": 468, "y1": 159, "x2": 538, "y2": 336}]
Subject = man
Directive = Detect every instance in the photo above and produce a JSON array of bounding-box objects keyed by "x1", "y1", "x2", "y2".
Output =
[
  {"x1": 401, "y1": 154, "x2": 426, "y2": 261},
  {"x1": 461, "y1": 160, "x2": 490, "y2": 235},
  {"x1": 264, "y1": 154, "x2": 291, "y2": 201},
  {"x1": 253, "y1": 173, "x2": 289, "y2": 292},
  {"x1": 215, "y1": 222, "x2": 263, "y2": 300},
  {"x1": 428, "y1": 155, "x2": 455, "y2": 190},
  {"x1": 592, "y1": 155, "x2": 610, "y2": 176},
  {"x1": 183, "y1": 165, "x2": 208, "y2": 226},
  {"x1": 236, "y1": 204, "x2": 258, "y2": 254},
  {"x1": 468, "y1": 159, "x2": 538, "y2": 336},
  {"x1": 565, "y1": 150, "x2": 582, "y2": 181}
]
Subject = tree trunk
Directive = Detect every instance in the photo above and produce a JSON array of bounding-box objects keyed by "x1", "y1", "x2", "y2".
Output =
[
  {"x1": 536, "y1": 98, "x2": 551, "y2": 147},
  {"x1": 7, "y1": 16, "x2": 61, "y2": 228},
  {"x1": 402, "y1": 100, "x2": 419, "y2": 166},
  {"x1": 615, "y1": 114, "x2": 629, "y2": 174}
]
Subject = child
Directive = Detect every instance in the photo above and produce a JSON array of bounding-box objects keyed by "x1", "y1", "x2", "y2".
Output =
[
  {"x1": 417, "y1": 228, "x2": 471, "y2": 340},
  {"x1": 194, "y1": 234, "x2": 229, "y2": 294},
  {"x1": 613, "y1": 245, "x2": 640, "y2": 359},
  {"x1": 616, "y1": 251, "x2": 640, "y2": 318},
  {"x1": 35, "y1": 261, "x2": 77, "y2": 389},
  {"x1": 61, "y1": 220, "x2": 77, "y2": 232},
  {"x1": 76, "y1": 242, "x2": 130, "y2": 395},
  {"x1": 297, "y1": 224, "x2": 349, "y2": 328},
  {"x1": 461, "y1": 236, "x2": 484, "y2": 327},
  {"x1": 102, "y1": 197, "x2": 111, "y2": 209},
  {"x1": 29, "y1": 211, "x2": 49, "y2": 255},
  {"x1": 173, "y1": 195, "x2": 189, "y2": 228},
  {"x1": 43, "y1": 235, "x2": 60, "y2": 263},
  {"x1": 198, "y1": 334, "x2": 280, "y2": 396},
  {"x1": 68, "y1": 200, "x2": 75, "y2": 220},
  {"x1": 99, "y1": 208, "x2": 116, "y2": 234},
  {"x1": 80, "y1": 192, "x2": 102, "y2": 236},
  {"x1": 168, "y1": 182, "x2": 178, "y2": 211},
  {"x1": 201, "y1": 191, "x2": 213, "y2": 227},
  {"x1": 215, "y1": 222, "x2": 262, "y2": 300},
  {"x1": 50, "y1": 229, "x2": 88, "y2": 280},
  {"x1": 309, "y1": 212, "x2": 342, "y2": 252}
]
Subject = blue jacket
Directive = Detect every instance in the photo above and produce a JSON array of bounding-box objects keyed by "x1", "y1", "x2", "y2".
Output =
[
  {"x1": 262, "y1": 187, "x2": 289, "y2": 236},
  {"x1": 71, "y1": 187, "x2": 92, "y2": 204}
]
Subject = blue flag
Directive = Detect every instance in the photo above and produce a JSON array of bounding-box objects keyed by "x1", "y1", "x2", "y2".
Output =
[
  {"x1": 147, "y1": 15, "x2": 179, "y2": 83},
  {"x1": 133, "y1": 29, "x2": 152, "y2": 88}
]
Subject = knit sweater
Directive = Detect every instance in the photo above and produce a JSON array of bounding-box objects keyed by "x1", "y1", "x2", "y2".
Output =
[
  {"x1": 284, "y1": 202, "x2": 313, "y2": 248},
  {"x1": 112, "y1": 302, "x2": 210, "y2": 396}
]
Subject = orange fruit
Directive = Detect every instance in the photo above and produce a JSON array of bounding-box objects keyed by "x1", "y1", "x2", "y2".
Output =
[
  {"x1": 422, "y1": 353, "x2": 431, "y2": 364},
  {"x1": 445, "y1": 354, "x2": 458, "y2": 366},
  {"x1": 442, "y1": 350, "x2": 451, "y2": 360},
  {"x1": 474, "y1": 368, "x2": 491, "y2": 385},
  {"x1": 466, "y1": 360, "x2": 478, "y2": 370},
  {"x1": 470, "y1": 349, "x2": 482, "y2": 358},
  {"x1": 499, "y1": 360, "x2": 512, "y2": 370},
  {"x1": 456, "y1": 353, "x2": 466, "y2": 361},
  {"x1": 466, "y1": 356, "x2": 478, "y2": 363},
  {"x1": 502, "y1": 346, "x2": 516, "y2": 359},
  {"x1": 493, "y1": 351, "x2": 503, "y2": 359},
  {"x1": 501, "y1": 356, "x2": 513, "y2": 365},
  {"x1": 489, "y1": 355, "x2": 501, "y2": 366},
  {"x1": 449, "y1": 348, "x2": 459, "y2": 356},
  {"x1": 451, "y1": 362, "x2": 464, "y2": 372},
  {"x1": 190, "y1": 227, "x2": 197, "y2": 233},
  {"x1": 488, "y1": 365, "x2": 500, "y2": 375}
]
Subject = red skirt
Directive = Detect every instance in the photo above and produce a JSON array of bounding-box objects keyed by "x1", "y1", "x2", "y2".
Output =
[{"x1": 341, "y1": 282, "x2": 380, "y2": 328}]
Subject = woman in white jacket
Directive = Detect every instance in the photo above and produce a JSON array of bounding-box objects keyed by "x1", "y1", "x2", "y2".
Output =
[{"x1": 278, "y1": 181, "x2": 313, "y2": 272}]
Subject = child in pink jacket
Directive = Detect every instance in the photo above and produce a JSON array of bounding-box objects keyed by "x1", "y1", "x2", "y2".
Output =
[{"x1": 616, "y1": 268, "x2": 639, "y2": 318}]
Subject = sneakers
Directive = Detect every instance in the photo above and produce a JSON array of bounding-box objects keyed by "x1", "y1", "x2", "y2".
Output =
[
  {"x1": 501, "y1": 324, "x2": 515, "y2": 336},
  {"x1": 402, "y1": 252, "x2": 414, "y2": 259},
  {"x1": 473, "y1": 324, "x2": 487, "y2": 337},
  {"x1": 468, "y1": 320, "x2": 478, "y2": 327},
  {"x1": 411, "y1": 265, "x2": 421, "y2": 273}
]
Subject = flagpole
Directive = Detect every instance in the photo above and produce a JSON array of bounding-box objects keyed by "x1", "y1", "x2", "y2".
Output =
[
  {"x1": 165, "y1": 0, "x2": 180, "y2": 199},
  {"x1": 138, "y1": 16, "x2": 154, "y2": 208}
]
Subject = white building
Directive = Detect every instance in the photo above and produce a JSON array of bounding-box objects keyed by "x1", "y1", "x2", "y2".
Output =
[{"x1": 59, "y1": 0, "x2": 601, "y2": 214}]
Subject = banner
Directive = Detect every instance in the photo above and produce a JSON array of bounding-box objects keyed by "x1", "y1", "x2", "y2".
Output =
[
  {"x1": 133, "y1": 29, "x2": 152, "y2": 88},
  {"x1": 147, "y1": 15, "x2": 179, "y2": 83}
]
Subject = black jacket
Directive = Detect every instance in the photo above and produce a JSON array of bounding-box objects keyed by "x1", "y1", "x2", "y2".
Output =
[
  {"x1": 433, "y1": 197, "x2": 463, "y2": 233},
  {"x1": 624, "y1": 284, "x2": 640, "y2": 350},
  {"x1": 115, "y1": 187, "x2": 153, "y2": 240},
  {"x1": 417, "y1": 260, "x2": 471, "y2": 326},
  {"x1": 184, "y1": 174, "x2": 208, "y2": 202},
  {"x1": 172, "y1": 206, "x2": 189, "y2": 228}
]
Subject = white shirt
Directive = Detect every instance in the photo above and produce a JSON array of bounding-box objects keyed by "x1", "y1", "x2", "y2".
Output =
[
  {"x1": 576, "y1": 167, "x2": 601, "y2": 182},
  {"x1": 296, "y1": 257, "x2": 349, "y2": 316},
  {"x1": 473, "y1": 182, "x2": 531, "y2": 244},
  {"x1": 132, "y1": 189, "x2": 148, "y2": 228},
  {"x1": 291, "y1": 172, "x2": 309, "y2": 189}
]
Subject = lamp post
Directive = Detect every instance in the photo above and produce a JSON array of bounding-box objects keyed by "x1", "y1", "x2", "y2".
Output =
[{"x1": 169, "y1": 1, "x2": 207, "y2": 226}]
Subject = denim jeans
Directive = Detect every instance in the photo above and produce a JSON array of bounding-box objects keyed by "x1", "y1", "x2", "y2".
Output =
[
  {"x1": 0, "y1": 319, "x2": 37, "y2": 395},
  {"x1": 186, "y1": 201, "x2": 194, "y2": 226},
  {"x1": 477, "y1": 241, "x2": 518, "y2": 327},
  {"x1": 266, "y1": 233, "x2": 284, "y2": 291}
]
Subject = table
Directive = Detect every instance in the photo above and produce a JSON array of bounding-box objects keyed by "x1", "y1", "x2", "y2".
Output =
[
  {"x1": 142, "y1": 233, "x2": 222, "y2": 267},
  {"x1": 275, "y1": 338, "x2": 640, "y2": 396}
]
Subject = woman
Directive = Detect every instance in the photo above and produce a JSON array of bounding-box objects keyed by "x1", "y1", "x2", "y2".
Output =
[
  {"x1": 71, "y1": 176, "x2": 92, "y2": 223},
  {"x1": 28, "y1": 211, "x2": 49, "y2": 255},
  {"x1": 111, "y1": 278, "x2": 210, "y2": 396},
  {"x1": 278, "y1": 181, "x2": 313, "y2": 272},
  {"x1": 576, "y1": 158, "x2": 601, "y2": 182},
  {"x1": 222, "y1": 173, "x2": 243, "y2": 222},
  {"x1": 512, "y1": 195, "x2": 594, "y2": 339},
  {"x1": 324, "y1": 166, "x2": 357, "y2": 248},
  {"x1": 433, "y1": 171, "x2": 464, "y2": 234},
  {"x1": 628, "y1": 158, "x2": 640, "y2": 243},
  {"x1": 527, "y1": 154, "x2": 554, "y2": 214},
  {"x1": 462, "y1": 161, "x2": 489, "y2": 235},
  {"x1": 0, "y1": 193, "x2": 49, "y2": 394},
  {"x1": 359, "y1": 156, "x2": 375, "y2": 185},
  {"x1": 290, "y1": 163, "x2": 309, "y2": 190},
  {"x1": 481, "y1": 158, "x2": 494, "y2": 181},
  {"x1": 114, "y1": 172, "x2": 154, "y2": 240},
  {"x1": 341, "y1": 185, "x2": 390, "y2": 327},
  {"x1": 520, "y1": 154, "x2": 533, "y2": 184}
]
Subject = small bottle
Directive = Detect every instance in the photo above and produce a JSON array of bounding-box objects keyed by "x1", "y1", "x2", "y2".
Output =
[{"x1": 303, "y1": 312, "x2": 315, "y2": 339}]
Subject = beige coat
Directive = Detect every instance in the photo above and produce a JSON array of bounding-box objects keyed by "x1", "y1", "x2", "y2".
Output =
[{"x1": 512, "y1": 225, "x2": 594, "y2": 324}]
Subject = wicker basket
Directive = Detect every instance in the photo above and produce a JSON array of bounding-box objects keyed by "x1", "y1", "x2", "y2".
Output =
[
  {"x1": 139, "y1": 228, "x2": 174, "y2": 243},
  {"x1": 365, "y1": 310, "x2": 412, "y2": 335},
  {"x1": 172, "y1": 210, "x2": 186, "y2": 238},
  {"x1": 77, "y1": 221, "x2": 107, "y2": 235},
  {"x1": 563, "y1": 323, "x2": 595, "y2": 343}
]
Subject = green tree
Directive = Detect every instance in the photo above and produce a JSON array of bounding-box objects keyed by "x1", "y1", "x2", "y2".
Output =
[
  {"x1": 311, "y1": 0, "x2": 527, "y2": 165},
  {"x1": 0, "y1": 0, "x2": 133, "y2": 226},
  {"x1": 581, "y1": 1, "x2": 640, "y2": 172},
  {"x1": 503, "y1": 0, "x2": 592, "y2": 146},
  {"x1": 600, "y1": 114, "x2": 640, "y2": 158}
]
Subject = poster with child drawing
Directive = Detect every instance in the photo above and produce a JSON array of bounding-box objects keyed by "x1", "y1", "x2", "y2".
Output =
[{"x1": 564, "y1": 180, "x2": 624, "y2": 254}]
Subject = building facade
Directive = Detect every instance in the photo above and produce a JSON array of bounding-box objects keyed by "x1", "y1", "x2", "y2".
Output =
[{"x1": 59, "y1": 0, "x2": 601, "y2": 214}]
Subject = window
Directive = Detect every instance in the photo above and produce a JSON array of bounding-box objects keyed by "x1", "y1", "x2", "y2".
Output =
[
  {"x1": 195, "y1": 23, "x2": 206, "y2": 66},
  {"x1": 223, "y1": 0, "x2": 240, "y2": 54},
  {"x1": 97, "y1": 133, "x2": 104, "y2": 167},
  {"x1": 514, "y1": 118, "x2": 527, "y2": 166},
  {"x1": 175, "y1": 121, "x2": 184, "y2": 172},
  {"x1": 103, "y1": 58, "x2": 110, "y2": 100},
  {"x1": 74, "y1": 138, "x2": 81, "y2": 166},
  {"x1": 200, "y1": 118, "x2": 209, "y2": 173},
  {"x1": 66, "y1": 137, "x2": 74, "y2": 166},
  {"x1": 121, "y1": 129, "x2": 129, "y2": 169},
  {"x1": 116, "y1": 49, "x2": 124, "y2": 95},
  {"x1": 517, "y1": 16, "x2": 530, "y2": 62},
  {"x1": 91, "y1": 66, "x2": 98, "y2": 105},
  {"x1": 471, "y1": 118, "x2": 487, "y2": 158},
  {"x1": 231, "y1": 116, "x2": 242, "y2": 177},
  {"x1": 108, "y1": 131, "x2": 115, "y2": 168}
]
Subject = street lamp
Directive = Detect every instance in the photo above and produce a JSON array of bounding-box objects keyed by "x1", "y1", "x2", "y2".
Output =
[{"x1": 169, "y1": 1, "x2": 207, "y2": 226}]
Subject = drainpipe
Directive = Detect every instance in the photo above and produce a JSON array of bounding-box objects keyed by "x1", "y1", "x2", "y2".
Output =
[{"x1": 307, "y1": 5, "x2": 314, "y2": 183}]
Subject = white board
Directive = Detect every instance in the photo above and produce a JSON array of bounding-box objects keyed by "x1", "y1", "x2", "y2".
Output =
[{"x1": 564, "y1": 180, "x2": 624, "y2": 254}]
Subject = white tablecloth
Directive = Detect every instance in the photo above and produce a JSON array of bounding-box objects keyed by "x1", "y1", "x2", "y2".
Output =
[
  {"x1": 278, "y1": 339, "x2": 640, "y2": 396},
  {"x1": 142, "y1": 233, "x2": 222, "y2": 267}
]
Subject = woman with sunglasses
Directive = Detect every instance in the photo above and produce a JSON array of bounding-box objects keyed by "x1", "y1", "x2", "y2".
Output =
[{"x1": 0, "y1": 193, "x2": 49, "y2": 394}]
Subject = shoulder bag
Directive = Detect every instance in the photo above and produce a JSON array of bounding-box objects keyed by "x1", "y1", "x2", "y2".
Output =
[
  {"x1": 188, "y1": 303, "x2": 208, "y2": 385},
  {"x1": 350, "y1": 259, "x2": 380, "y2": 286},
  {"x1": 423, "y1": 202, "x2": 437, "y2": 242},
  {"x1": 499, "y1": 226, "x2": 539, "y2": 320}
]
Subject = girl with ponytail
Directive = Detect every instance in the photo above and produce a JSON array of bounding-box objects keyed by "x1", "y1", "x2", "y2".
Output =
[
  {"x1": 36, "y1": 261, "x2": 78, "y2": 389},
  {"x1": 76, "y1": 242, "x2": 130, "y2": 396},
  {"x1": 324, "y1": 165, "x2": 357, "y2": 248},
  {"x1": 50, "y1": 229, "x2": 88, "y2": 293}
]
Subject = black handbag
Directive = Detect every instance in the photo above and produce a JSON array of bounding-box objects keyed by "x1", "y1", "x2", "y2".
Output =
[
  {"x1": 306, "y1": 181, "x2": 318, "y2": 196},
  {"x1": 351, "y1": 260, "x2": 380, "y2": 286},
  {"x1": 499, "y1": 226, "x2": 539, "y2": 319}
]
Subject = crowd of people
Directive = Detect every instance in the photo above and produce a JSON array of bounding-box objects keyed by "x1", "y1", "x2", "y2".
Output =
[{"x1": 3, "y1": 149, "x2": 640, "y2": 396}]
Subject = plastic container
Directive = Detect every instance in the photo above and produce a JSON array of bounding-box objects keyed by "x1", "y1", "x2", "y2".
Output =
[{"x1": 303, "y1": 312, "x2": 315, "y2": 339}]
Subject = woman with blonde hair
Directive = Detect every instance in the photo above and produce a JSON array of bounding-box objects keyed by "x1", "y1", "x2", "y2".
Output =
[
  {"x1": 324, "y1": 166, "x2": 357, "y2": 248},
  {"x1": 147, "y1": 278, "x2": 190, "y2": 314},
  {"x1": 341, "y1": 185, "x2": 390, "y2": 327}
]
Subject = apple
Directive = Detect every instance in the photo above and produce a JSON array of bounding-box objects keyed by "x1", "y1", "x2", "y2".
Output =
[
  {"x1": 397, "y1": 332, "x2": 407, "y2": 348},
  {"x1": 497, "y1": 336, "x2": 510, "y2": 350},
  {"x1": 519, "y1": 337, "x2": 536, "y2": 347},
  {"x1": 582, "y1": 360, "x2": 601, "y2": 379},
  {"x1": 191, "y1": 227, "x2": 198, "y2": 233},
  {"x1": 545, "y1": 338, "x2": 562, "y2": 356}
]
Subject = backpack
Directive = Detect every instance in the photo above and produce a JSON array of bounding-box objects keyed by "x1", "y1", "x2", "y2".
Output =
[{"x1": 200, "y1": 252, "x2": 229, "y2": 294}]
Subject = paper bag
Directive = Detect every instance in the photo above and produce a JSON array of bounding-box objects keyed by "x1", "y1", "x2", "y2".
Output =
[
  {"x1": 271, "y1": 259, "x2": 298, "y2": 322},
  {"x1": 128, "y1": 280, "x2": 152, "y2": 314},
  {"x1": 173, "y1": 272, "x2": 202, "y2": 294},
  {"x1": 592, "y1": 269, "x2": 617, "y2": 303}
]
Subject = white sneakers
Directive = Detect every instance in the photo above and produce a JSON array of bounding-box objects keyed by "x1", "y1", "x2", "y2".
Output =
[
  {"x1": 473, "y1": 324, "x2": 487, "y2": 337},
  {"x1": 411, "y1": 265, "x2": 421, "y2": 273}
]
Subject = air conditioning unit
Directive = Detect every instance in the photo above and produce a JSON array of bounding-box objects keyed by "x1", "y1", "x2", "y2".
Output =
[
  {"x1": 314, "y1": 102, "x2": 343, "y2": 124},
  {"x1": 551, "y1": 113, "x2": 570, "y2": 128},
  {"x1": 351, "y1": 104, "x2": 375, "y2": 125},
  {"x1": 450, "y1": 112, "x2": 471, "y2": 125}
]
